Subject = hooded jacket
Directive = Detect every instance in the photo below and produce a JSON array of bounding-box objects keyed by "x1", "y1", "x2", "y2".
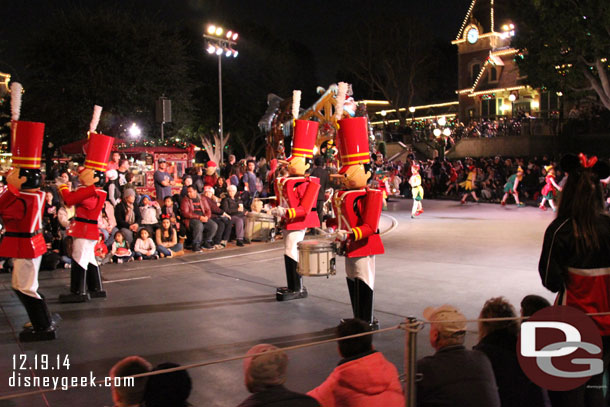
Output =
[{"x1": 307, "y1": 351, "x2": 404, "y2": 407}]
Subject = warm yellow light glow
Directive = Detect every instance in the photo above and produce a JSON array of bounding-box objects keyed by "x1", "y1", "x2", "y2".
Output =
[
  {"x1": 502, "y1": 24, "x2": 509, "y2": 31},
  {"x1": 438, "y1": 116, "x2": 447, "y2": 126},
  {"x1": 556, "y1": 91, "x2": 563, "y2": 97},
  {"x1": 380, "y1": 110, "x2": 387, "y2": 117},
  {"x1": 358, "y1": 100, "x2": 390, "y2": 105},
  {"x1": 531, "y1": 101, "x2": 540, "y2": 109},
  {"x1": 215, "y1": 27, "x2": 223, "y2": 36},
  {"x1": 467, "y1": 86, "x2": 525, "y2": 97},
  {"x1": 207, "y1": 25, "x2": 216, "y2": 35},
  {"x1": 508, "y1": 94, "x2": 516, "y2": 102},
  {"x1": 374, "y1": 101, "x2": 459, "y2": 115},
  {"x1": 501, "y1": 104, "x2": 511, "y2": 112},
  {"x1": 433, "y1": 128, "x2": 442, "y2": 137},
  {"x1": 370, "y1": 113, "x2": 457, "y2": 125},
  {"x1": 409, "y1": 106, "x2": 416, "y2": 113},
  {"x1": 452, "y1": 32, "x2": 503, "y2": 45}
]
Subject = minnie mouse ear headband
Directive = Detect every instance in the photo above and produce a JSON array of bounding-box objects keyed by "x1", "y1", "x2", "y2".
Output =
[{"x1": 560, "y1": 153, "x2": 610, "y2": 179}]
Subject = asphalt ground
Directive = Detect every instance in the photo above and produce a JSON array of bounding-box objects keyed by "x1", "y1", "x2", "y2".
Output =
[{"x1": 0, "y1": 198, "x2": 556, "y2": 406}]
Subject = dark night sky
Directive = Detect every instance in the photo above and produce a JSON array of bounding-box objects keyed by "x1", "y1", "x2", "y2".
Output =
[{"x1": 1, "y1": 0, "x2": 471, "y2": 86}]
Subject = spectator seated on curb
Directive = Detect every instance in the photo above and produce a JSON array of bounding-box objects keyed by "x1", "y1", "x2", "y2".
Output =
[
  {"x1": 203, "y1": 186, "x2": 232, "y2": 248},
  {"x1": 474, "y1": 297, "x2": 545, "y2": 407},
  {"x1": 180, "y1": 185, "x2": 218, "y2": 251},
  {"x1": 139, "y1": 194, "x2": 161, "y2": 235},
  {"x1": 111, "y1": 231, "x2": 133, "y2": 263},
  {"x1": 237, "y1": 343, "x2": 319, "y2": 407},
  {"x1": 143, "y1": 362, "x2": 192, "y2": 407},
  {"x1": 155, "y1": 217, "x2": 184, "y2": 258},
  {"x1": 308, "y1": 319, "x2": 405, "y2": 407},
  {"x1": 417, "y1": 305, "x2": 500, "y2": 407},
  {"x1": 134, "y1": 228, "x2": 158, "y2": 260},
  {"x1": 109, "y1": 356, "x2": 152, "y2": 407},
  {"x1": 221, "y1": 184, "x2": 246, "y2": 246},
  {"x1": 114, "y1": 188, "x2": 142, "y2": 247}
]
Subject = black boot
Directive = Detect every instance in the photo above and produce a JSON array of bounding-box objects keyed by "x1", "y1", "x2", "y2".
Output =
[
  {"x1": 59, "y1": 262, "x2": 90, "y2": 303},
  {"x1": 346, "y1": 277, "x2": 357, "y2": 318},
  {"x1": 86, "y1": 263, "x2": 107, "y2": 299},
  {"x1": 355, "y1": 279, "x2": 379, "y2": 330},
  {"x1": 14, "y1": 290, "x2": 58, "y2": 342},
  {"x1": 276, "y1": 255, "x2": 308, "y2": 301}
]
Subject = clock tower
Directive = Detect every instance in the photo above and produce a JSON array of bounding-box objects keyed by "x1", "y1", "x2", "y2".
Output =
[{"x1": 452, "y1": 0, "x2": 540, "y2": 121}]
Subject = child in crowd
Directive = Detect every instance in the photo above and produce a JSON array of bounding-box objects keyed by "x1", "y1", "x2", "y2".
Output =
[
  {"x1": 155, "y1": 218, "x2": 184, "y2": 258},
  {"x1": 111, "y1": 231, "x2": 133, "y2": 263},
  {"x1": 94, "y1": 234, "x2": 109, "y2": 265},
  {"x1": 139, "y1": 195, "x2": 161, "y2": 234},
  {"x1": 134, "y1": 228, "x2": 158, "y2": 260}
]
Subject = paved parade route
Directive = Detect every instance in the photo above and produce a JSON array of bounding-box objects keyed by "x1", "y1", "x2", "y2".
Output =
[{"x1": 0, "y1": 199, "x2": 556, "y2": 406}]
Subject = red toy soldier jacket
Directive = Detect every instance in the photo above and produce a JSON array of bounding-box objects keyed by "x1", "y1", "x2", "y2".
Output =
[
  {"x1": 0, "y1": 185, "x2": 47, "y2": 258},
  {"x1": 275, "y1": 176, "x2": 321, "y2": 231},
  {"x1": 59, "y1": 184, "x2": 107, "y2": 240},
  {"x1": 332, "y1": 188, "x2": 385, "y2": 258}
]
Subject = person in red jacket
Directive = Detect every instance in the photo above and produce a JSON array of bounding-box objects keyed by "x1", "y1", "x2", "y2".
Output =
[
  {"x1": 0, "y1": 83, "x2": 59, "y2": 341},
  {"x1": 58, "y1": 114, "x2": 114, "y2": 303},
  {"x1": 271, "y1": 119, "x2": 320, "y2": 301},
  {"x1": 307, "y1": 319, "x2": 405, "y2": 407},
  {"x1": 329, "y1": 117, "x2": 384, "y2": 329}
]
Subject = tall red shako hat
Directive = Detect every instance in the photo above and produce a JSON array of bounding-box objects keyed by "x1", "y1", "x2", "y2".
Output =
[
  {"x1": 288, "y1": 119, "x2": 318, "y2": 161},
  {"x1": 336, "y1": 116, "x2": 370, "y2": 174},
  {"x1": 287, "y1": 90, "x2": 318, "y2": 162},
  {"x1": 9, "y1": 82, "x2": 44, "y2": 170},
  {"x1": 83, "y1": 105, "x2": 114, "y2": 172}
]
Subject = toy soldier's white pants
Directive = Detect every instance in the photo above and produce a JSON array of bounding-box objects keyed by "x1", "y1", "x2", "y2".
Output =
[
  {"x1": 13, "y1": 257, "x2": 42, "y2": 299},
  {"x1": 284, "y1": 229, "x2": 306, "y2": 262},
  {"x1": 346, "y1": 255, "x2": 375, "y2": 289},
  {"x1": 72, "y1": 238, "x2": 97, "y2": 269}
]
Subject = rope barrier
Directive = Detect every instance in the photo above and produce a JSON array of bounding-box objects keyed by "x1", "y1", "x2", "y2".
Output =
[
  {"x1": 0, "y1": 324, "x2": 404, "y2": 401},
  {"x1": 2, "y1": 311, "x2": 610, "y2": 401}
]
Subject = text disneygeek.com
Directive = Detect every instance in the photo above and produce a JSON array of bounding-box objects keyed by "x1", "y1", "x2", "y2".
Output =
[{"x1": 9, "y1": 372, "x2": 134, "y2": 391}]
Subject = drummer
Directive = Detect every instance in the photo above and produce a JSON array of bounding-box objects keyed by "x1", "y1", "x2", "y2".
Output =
[
  {"x1": 329, "y1": 116, "x2": 384, "y2": 330},
  {"x1": 271, "y1": 119, "x2": 321, "y2": 301}
]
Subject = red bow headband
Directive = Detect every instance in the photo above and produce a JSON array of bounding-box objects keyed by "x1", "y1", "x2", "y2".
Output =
[{"x1": 579, "y1": 153, "x2": 598, "y2": 168}]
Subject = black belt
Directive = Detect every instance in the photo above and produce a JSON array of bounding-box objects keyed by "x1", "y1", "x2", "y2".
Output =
[
  {"x1": 74, "y1": 217, "x2": 98, "y2": 225},
  {"x1": 5, "y1": 231, "x2": 41, "y2": 238}
]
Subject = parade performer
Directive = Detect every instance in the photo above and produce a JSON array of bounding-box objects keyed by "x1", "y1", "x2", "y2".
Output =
[
  {"x1": 460, "y1": 165, "x2": 479, "y2": 204},
  {"x1": 0, "y1": 82, "x2": 58, "y2": 341},
  {"x1": 539, "y1": 165, "x2": 561, "y2": 211},
  {"x1": 58, "y1": 106, "x2": 114, "y2": 303},
  {"x1": 330, "y1": 116, "x2": 384, "y2": 329},
  {"x1": 271, "y1": 90, "x2": 321, "y2": 301},
  {"x1": 501, "y1": 166, "x2": 525, "y2": 207},
  {"x1": 409, "y1": 162, "x2": 424, "y2": 218}
]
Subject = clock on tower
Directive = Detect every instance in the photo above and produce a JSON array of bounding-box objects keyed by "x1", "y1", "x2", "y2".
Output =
[{"x1": 466, "y1": 25, "x2": 479, "y2": 44}]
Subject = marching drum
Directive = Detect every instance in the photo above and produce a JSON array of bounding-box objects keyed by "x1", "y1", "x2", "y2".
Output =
[
  {"x1": 245, "y1": 211, "x2": 276, "y2": 242},
  {"x1": 297, "y1": 239, "x2": 337, "y2": 277}
]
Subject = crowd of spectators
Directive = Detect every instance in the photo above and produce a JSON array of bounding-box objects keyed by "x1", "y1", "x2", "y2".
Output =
[
  {"x1": 108, "y1": 293, "x2": 556, "y2": 407},
  {"x1": 2, "y1": 152, "x2": 295, "y2": 273},
  {"x1": 379, "y1": 154, "x2": 605, "y2": 207}
]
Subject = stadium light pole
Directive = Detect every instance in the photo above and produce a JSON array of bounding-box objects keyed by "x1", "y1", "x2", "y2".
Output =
[{"x1": 204, "y1": 24, "x2": 239, "y2": 140}]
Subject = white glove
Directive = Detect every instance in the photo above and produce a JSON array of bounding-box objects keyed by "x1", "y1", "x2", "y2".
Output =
[
  {"x1": 271, "y1": 207, "x2": 286, "y2": 217},
  {"x1": 337, "y1": 230, "x2": 349, "y2": 242}
]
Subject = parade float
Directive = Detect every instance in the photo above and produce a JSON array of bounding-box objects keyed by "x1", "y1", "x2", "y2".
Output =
[{"x1": 59, "y1": 137, "x2": 197, "y2": 196}]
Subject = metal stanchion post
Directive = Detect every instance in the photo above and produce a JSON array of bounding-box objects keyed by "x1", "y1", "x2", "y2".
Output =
[{"x1": 404, "y1": 316, "x2": 418, "y2": 407}]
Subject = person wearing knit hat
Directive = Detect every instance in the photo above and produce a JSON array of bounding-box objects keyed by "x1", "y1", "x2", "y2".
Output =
[
  {"x1": 500, "y1": 166, "x2": 525, "y2": 207},
  {"x1": 205, "y1": 160, "x2": 219, "y2": 187},
  {"x1": 105, "y1": 169, "x2": 121, "y2": 206},
  {"x1": 539, "y1": 164, "x2": 561, "y2": 212},
  {"x1": 237, "y1": 344, "x2": 319, "y2": 407},
  {"x1": 114, "y1": 188, "x2": 142, "y2": 248}
]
